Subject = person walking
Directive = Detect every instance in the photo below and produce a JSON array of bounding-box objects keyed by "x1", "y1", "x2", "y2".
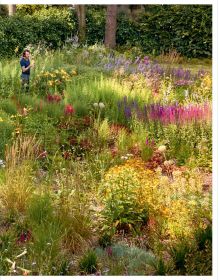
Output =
[{"x1": 20, "y1": 49, "x2": 35, "y2": 93}]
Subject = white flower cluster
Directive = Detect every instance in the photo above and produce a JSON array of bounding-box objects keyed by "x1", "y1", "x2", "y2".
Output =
[
  {"x1": 121, "y1": 153, "x2": 133, "y2": 160},
  {"x1": 164, "y1": 160, "x2": 174, "y2": 166},
  {"x1": 184, "y1": 89, "x2": 189, "y2": 98},
  {"x1": 0, "y1": 159, "x2": 5, "y2": 168},
  {"x1": 158, "y1": 145, "x2": 166, "y2": 153},
  {"x1": 93, "y1": 102, "x2": 105, "y2": 109}
]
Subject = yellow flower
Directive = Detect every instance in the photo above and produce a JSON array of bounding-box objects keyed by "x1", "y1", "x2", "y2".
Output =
[
  {"x1": 203, "y1": 74, "x2": 212, "y2": 88},
  {"x1": 0, "y1": 117, "x2": 3, "y2": 122},
  {"x1": 161, "y1": 207, "x2": 169, "y2": 216},
  {"x1": 71, "y1": 70, "x2": 77, "y2": 76},
  {"x1": 60, "y1": 69, "x2": 67, "y2": 75},
  {"x1": 44, "y1": 71, "x2": 50, "y2": 77},
  {"x1": 15, "y1": 127, "x2": 21, "y2": 134},
  {"x1": 14, "y1": 46, "x2": 19, "y2": 53}
]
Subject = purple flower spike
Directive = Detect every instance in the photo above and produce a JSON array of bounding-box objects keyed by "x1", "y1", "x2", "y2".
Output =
[{"x1": 124, "y1": 106, "x2": 132, "y2": 119}]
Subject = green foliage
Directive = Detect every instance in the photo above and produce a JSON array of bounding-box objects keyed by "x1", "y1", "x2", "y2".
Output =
[
  {"x1": 0, "y1": 5, "x2": 8, "y2": 17},
  {"x1": 148, "y1": 256, "x2": 171, "y2": 276},
  {"x1": 145, "y1": 122, "x2": 212, "y2": 167},
  {"x1": 99, "y1": 168, "x2": 149, "y2": 233},
  {"x1": 56, "y1": 190, "x2": 93, "y2": 253},
  {"x1": 0, "y1": 110, "x2": 15, "y2": 158},
  {"x1": 16, "y1": 5, "x2": 49, "y2": 15},
  {"x1": 0, "y1": 98, "x2": 17, "y2": 115},
  {"x1": 195, "y1": 224, "x2": 212, "y2": 251},
  {"x1": 0, "y1": 164, "x2": 34, "y2": 217},
  {"x1": 79, "y1": 250, "x2": 98, "y2": 274},
  {"x1": 23, "y1": 112, "x2": 58, "y2": 153},
  {"x1": 169, "y1": 241, "x2": 191, "y2": 273},
  {"x1": 87, "y1": 5, "x2": 212, "y2": 58},
  {"x1": 29, "y1": 222, "x2": 64, "y2": 275},
  {"x1": 0, "y1": 5, "x2": 212, "y2": 58},
  {"x1": 86, "y1": 7, "x2": 106, "y2": 45},
  {"x1": 0, "y1": 44, "x2": 212, "y2": 276},
  {"x1": 0, "y1": 230, "x2": 17, "y2": 275},
  {"x1": 0, "y1": 7, "x2": 75, "y2": 58},
  {"x1": 95, "y1": 244, "x2": 158, "y2": 275},
  {"x1": 137, "y1": 5, "x2": 212, "y2": 58},
  {"x1": 95, "y1": 118, "x2": 111, "y2": 148},
  {"x1": 185, "y1": 241, "x2": 212, "y2": 275},
  {"x1": 141, "y1": 145, "x2": 154, "y2": 161},
  {"x1": 33, "y1": 67, "x2": 76, "y2": 96},
  {"x1": 110, "y1": 244, "x2": 156, "y2": 275},
  {"x1": 116, "y1": 128, "x2": 131, "y2": 154},
  {"x1": 98, "y1": 232, "x2": 112, "y2": 248},
  {"x1": 27, "y1": 193, "x2": 54, "y2": 225}
]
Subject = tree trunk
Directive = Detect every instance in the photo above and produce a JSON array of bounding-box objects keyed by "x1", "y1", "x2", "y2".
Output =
[
  {"x1": 75, "y1": 5, "x2": 86, "y2": 44},
  {"x1": 8, "y1": 5, "x2": 16, "y2": 16},
  {"x1": 104, "y1": 5, "x2": 117, "y2": 49}
]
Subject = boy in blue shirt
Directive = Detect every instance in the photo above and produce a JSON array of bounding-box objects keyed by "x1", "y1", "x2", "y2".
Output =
[{"x1": 20, "y1": 49, "x2": 35, "y2": 92}]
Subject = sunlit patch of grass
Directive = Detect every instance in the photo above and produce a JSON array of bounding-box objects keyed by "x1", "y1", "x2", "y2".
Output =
[{"x1": 0, "y1": 163, "x2": 34, "y2": 217}]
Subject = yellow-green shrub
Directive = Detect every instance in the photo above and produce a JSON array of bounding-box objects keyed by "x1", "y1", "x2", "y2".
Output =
[
  {"x1": 99, "y1": 163, "x2": 149, "y2": 232},
  {"x1": 0, "y1": 164, "x2": 34, "y2": 216},
  {"x1": 100, "y1": 158, "x2": 211, "y2": 241}
]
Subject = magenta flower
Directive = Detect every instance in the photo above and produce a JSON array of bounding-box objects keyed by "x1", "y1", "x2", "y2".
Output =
[
  {"x1": 17, "y1": 230, "x2": 32, "y2": 244},
  {"x1": 64, "y1": 104, "x2": 75, "y2": 115},
  {"x1": 119, "y1": 97, "x2": 211, "y2": 125}
]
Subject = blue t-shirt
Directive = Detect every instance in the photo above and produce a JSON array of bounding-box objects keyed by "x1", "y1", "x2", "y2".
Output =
[{"x1": 20, "y1": 58, "x2": 30, "y2": 75}]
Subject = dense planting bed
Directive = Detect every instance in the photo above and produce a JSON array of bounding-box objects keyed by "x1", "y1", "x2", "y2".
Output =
[{"x1": 0, "y1": 46, "x2": 212, "y2": 275}]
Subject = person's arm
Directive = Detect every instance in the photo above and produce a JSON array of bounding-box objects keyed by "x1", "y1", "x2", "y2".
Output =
[{"x1": 21, "y1": 61, "x2": 35, "y2": 73}]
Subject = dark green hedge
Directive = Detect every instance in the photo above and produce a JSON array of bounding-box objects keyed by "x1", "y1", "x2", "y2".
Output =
[
  {"x1": 86, "y1": 7, "x2": 106, "y2": 45},
  {"x1": 140, "y1": 5, "x2": 212, "y2": 57},
  {"x1": 0, "y1": 5, "x2": 212, "y2": 58},
  {"x1": 0, "y1": 8, "x2": 75, "y2": 58},
  {"x1": 87, "y1": 5, "x2": 212, "y2": 58}
]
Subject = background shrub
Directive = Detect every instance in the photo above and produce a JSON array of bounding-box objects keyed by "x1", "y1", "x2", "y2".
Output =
[
  {"x1": 0, "y1": 7, "x2": 75, "y2": 58},
  {"x1": 0, "y1": 5, "x2": 212, "y2": 58}
]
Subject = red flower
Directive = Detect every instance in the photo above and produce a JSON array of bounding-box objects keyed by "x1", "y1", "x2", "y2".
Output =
[
  {"x1": 63, "y1": 151, "x2": 71, "y2": 160},
  {"x1": 54, "y1": 95, "x2": 62, "y2": 103},
  {"x1": 111, "y1": 146, "x2": 118, "y2": 157},
  {"x1": 46, "y1": 94, "x2": 54, "y2": 102},
  {"x1": 64, "y1": 104, "x2": 75, "y2": 115},
  {"x1": 17, "y1": 230, "x2": 32, "y2": 244},
  {"x1": 46, "y1": 94, "x2": 62, "y2": 103}
]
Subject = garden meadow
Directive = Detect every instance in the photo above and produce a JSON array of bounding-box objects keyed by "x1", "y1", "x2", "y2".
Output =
[{"x1": 0, "y1": 5, "x2": 212, "y2": 276}]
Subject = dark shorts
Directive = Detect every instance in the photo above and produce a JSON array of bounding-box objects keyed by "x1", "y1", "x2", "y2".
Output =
[
  {"x1": 21, "y1": 73, "x2": 30, "y2": 92},
  {"x1": 21, "y1": 73, "x2": 30, "y2": 80}
]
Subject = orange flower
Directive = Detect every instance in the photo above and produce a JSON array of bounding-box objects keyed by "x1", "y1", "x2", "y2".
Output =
[{"x1": 23, "y1": 270, "x2": 29, "y2": 276}]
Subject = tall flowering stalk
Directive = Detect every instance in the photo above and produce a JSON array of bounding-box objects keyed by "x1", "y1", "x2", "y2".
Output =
[
  {"x1": 99, "y1": 53, "x2": 207, "y2": 87},
  {"x1": 148, "y1": 103, "x2": 211, "y2": 125},
  {"x1": 118, "y1": 98, "x2": 211, "y2": 125}
]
